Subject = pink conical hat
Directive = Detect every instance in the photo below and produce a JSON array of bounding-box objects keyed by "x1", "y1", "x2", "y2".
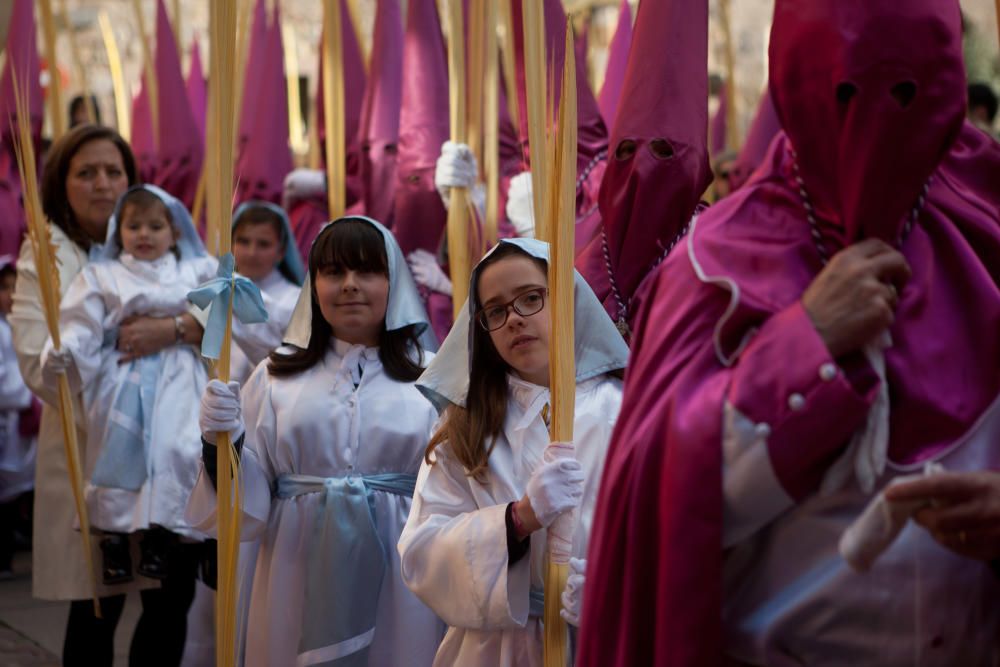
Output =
[
  {"x1": 235, "y1": 2, "x2": 292, "y2": 205},
  {"x1": 597, "y1": 0, "x2": 633, "y2": 130},
  {"x1": 358, "y1": 0, "x2": 404, "y2": 225},
  {"x1": 390, "y1": 0, "x2": 450, "y2": 256},
  {"x1": 186, "y1": 39, "x2": 207, "y2": 141},
  {"x1": 0, "y1": 0, "x2": 43, "y2": 258},
  {"x1": 151, "y1": 0, "x2": 203, "y2": 209},
  {"x1": 238, "y1": 0, "x2": 268, "y2": 157}
]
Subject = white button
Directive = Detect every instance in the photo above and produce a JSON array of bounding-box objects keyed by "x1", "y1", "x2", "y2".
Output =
[
  {"x1": 788, "y1": 393, "x2": 805, "y2": 411},
  {"x1": 755, "y1": 422, "x2": 771, "y2": 439},
  {"x1": 819, "y1": 363, "x2": 837, "y2": 382}
]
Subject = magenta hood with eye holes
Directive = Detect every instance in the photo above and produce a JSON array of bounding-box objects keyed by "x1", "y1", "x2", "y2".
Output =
[{"x1": 769, "y1": 0, "x2": 966, "y2": 246}]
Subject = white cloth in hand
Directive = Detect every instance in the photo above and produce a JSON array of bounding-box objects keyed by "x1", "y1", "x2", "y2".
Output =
[
  {"x1": 407, "y1": 250, "x2": 453, "y2": 296},
  {"x1": 839, "y1": 462, "x2": 945, "y2": 571},
  {"x1": 282, "y1": 168, "x2": 326, "y2": 209},
  {"x1": 525, "y1": 452, "x2": 584, "y2": 528},
  {"x1": 560, "y1": 557, "x2": 586, "y2": 627},
  {"x1": 506, "y1": 171, "x2": 535, "y2": 237},
  {"x1": 200, "y1": 379, "x2": 244, "y2": 444},
  {"x1": 435, "y1": 141, "x2": 479, "y2": 208}
]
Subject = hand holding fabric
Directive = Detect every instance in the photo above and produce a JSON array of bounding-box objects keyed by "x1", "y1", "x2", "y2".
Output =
[
  {"x1": 282, "y1": 168, "x2": 327, "y2": 209},
  {"x1": 505, "y1": 171, "x2": 535, "y2": 237},
  {"x1": 200, "y1": 379, "x2": 244, "y2": 444},
  {"x1": 435, "y1": 141, "x2": 479, "y2": 207},
  {"x1": 524, "y1": 452, "x2": 584, "y2": 529},
  {"x1": 407, "y1": 250, "x2": 453, "y2": 296},
  {"x1": 560, "y1": 557, "x2": 586, "y2": 627}
]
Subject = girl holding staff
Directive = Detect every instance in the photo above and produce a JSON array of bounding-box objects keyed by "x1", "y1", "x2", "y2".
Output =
[
  {"x1": 189, "y1": 216, "x2": 444, "y2": 667},
  {"x1": 398, "y1": 237, "x2": 627, "y2": 666}
]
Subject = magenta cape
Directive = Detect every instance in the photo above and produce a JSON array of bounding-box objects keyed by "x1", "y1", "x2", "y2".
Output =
[{"x1": 579, "y1": 0, "x2": 1000, "y2": 663}]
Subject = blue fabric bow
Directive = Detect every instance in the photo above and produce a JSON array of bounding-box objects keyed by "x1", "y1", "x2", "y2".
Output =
[{"x1": 187, "y1": 253, "x2": 269, "y2": 360}]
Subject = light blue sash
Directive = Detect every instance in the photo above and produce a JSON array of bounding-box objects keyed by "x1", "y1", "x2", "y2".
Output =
[
  {"x1": 276, "y1": 472, "x2": 416, "y2": 667},
  {"x1": 91, "y1": 353, "x2": 161, "y2": 490}
]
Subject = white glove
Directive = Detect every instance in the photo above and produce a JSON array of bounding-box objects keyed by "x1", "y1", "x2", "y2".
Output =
[
  {"x1": 525, "y1": 455, "x2": 584, "y2": 528},
  {"x1": 560, "y1": 557, "x2": 586, "y2": 627},
  {"x1": 435, "y1": 141, "x2": 479, "y2": 208},
  {"x1": 282, "y1": 168, "x2": 326, "y2": 209},
  {"x1": 407, "y1": 249, "x2": 453, "y2": 296},
  {"x1": 839, "y1": 462, "x2": 945, "y2": 571},
  {"x1": 200, "y1": 379, "x2": 244, "y2": 444},
  {"x1": 41, "y1": 346, "x2": 75, "y2": 377},
  {"x1": 506, "y1": 171, "x2": 535, "y2": 237}
]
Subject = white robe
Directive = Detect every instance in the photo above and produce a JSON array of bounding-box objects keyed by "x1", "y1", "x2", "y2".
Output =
[
  {"x1": 398, "y1": 374, "x2": 623, "y2": 667},
  {"x1": 0, "y1": 317, "x2": 35, "y2": 503},
  {"x1": 187, "y1": 339, "x2": 444, "y2": 667},
  {"x1": 230, "y1": 269, "x2": 300, "y2": 385},
  {"x1": 51, "y1": 252, "x2": 217, "y2": 537}
]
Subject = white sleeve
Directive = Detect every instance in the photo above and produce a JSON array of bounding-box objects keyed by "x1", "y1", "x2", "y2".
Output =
[
  {"x1": 185, "y1": 363, "x2": 275, "y2": 540},
  {"x1": 398, "y1": 446, "x2": 532, "y2": 630},
  {"x1": 721, "y1": 400, "x2": 795, "y2": 547},
  {"x1": 52, "y1": 267, "x2": 110, "y2": 390}
]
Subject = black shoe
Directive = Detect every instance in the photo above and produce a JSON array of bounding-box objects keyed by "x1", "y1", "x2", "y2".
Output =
[
  {"x1": 137, "y1": 527, "x2": 174, "y2": 580},
  {"x1": 100, "y1": 533, "x2": 133, "y2": 585}
]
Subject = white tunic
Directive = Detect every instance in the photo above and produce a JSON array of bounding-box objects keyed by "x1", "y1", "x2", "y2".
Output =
[
  {"x1": 398, "y1": 374, "x2": 623, "y2": 667},
  {"x1": 187, "y1": 339, "x2": 444, "y2": 667},
  {"x1": 230, "y1": 269, "x2": 300, "y2": 384},
  {"x1": 53, "y1": 252, "x2": 217, "y2": 537},
  {"x1": 0, "y1": 317, "x2": 35, "y2": 503}
]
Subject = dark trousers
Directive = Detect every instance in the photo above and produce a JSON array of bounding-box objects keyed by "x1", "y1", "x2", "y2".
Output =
[{"x1": 62, "y1": 541, "x2": 201, "y2": 667}]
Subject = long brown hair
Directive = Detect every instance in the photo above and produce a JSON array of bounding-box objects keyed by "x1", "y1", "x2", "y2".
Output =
[
  {"x1": 41, "y1": 124, "x2": 137, "y2": 251},
  {"x1": 267, "y1": 219, "x2": 425, "y2": 381},
  {"x1": 425, "y1": 244, "x2": 548, "y2": 479}
]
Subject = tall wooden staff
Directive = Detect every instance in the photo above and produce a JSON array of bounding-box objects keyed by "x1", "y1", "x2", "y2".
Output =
[
  {"x1": 207, "y1": 4, "x2": 240, "y2": 665},
  {"x1": 522, "y1": 0, "x2": 549, "y2": 241},
  {"x1": 38, "y1": 0, "x2": 65, "y2": 139},
  {"x1": 446, "y1": 0, "x2": 472, "y2": 316},
  {"x1": 98, "y1": 11, "x2": 131, "y2": 141},
  {"x1": 540, "y1": 19, "x2": 578, "y2": 667},
  {"x1": 483, "y1": 0, "x2": 501, "y2": 247},
  {"x1": 10, "y1": 76, "x2": 99, "y2": 614},
  {"x1": 322, "y1": 0, "x2": 347, "y2": 219}
]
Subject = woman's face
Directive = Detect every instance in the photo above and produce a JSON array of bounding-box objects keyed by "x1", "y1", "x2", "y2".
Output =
[
  {"x1": 314, "y1": 264, "x2": 390, "y2": 347},
  {"x1": 65, "y1": 139, "x2": 129, "y2": 242},
  {"x1": 233, "y1": 221, "x2": 284, "y2": 282},
  {"x1": 477, "y1": 254, "x2": 551, "y2": 386}
]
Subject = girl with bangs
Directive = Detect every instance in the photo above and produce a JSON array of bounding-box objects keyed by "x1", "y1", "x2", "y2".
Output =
[
  {"x1": 187, "y1": 217, "x2": 444, "y2": 666},
  {"x1": 397, "y1": 239, "x2": 628, "y2": 666}
]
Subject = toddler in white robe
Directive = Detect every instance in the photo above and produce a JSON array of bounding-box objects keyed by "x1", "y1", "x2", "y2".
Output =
[
  {"x1": 398, "y1": 238, "x2": 629, "y2": 667},
  {"x1": 188, "y1": 216, "x2": 445, "y2": 667},
  {"x1": 41, "y1": 184, "x2": 215, "y2": 585}
]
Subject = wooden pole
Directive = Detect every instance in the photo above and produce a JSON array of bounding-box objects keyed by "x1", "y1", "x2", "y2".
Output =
[
  {"x1": 282, "y1": 21, "x2": 308, "y2": 157},
  {"x1": 522, "y1": 0, "x2": 548, "y2": 240},
  {"x1": 99, "y1": 11, "x2": 131, "y2": 140},
  {"x1": 322, "y1": 0, "x2": 346, "y2": 219},
  {"x1": 498, "y1": 0, "x2": 521, "y2": 136},
  {"x1": 483, "y1": 0, "x2": 501, "y2": 248},
  {"x1": 446, "y1": 0, "x2": 472, "y2": 316},
  {"x1": 541, "y1": 20, "x2": 578, "y2": 667},
  {"x1": 38, "y1": 0, "x2": 66, "y2": 140}
]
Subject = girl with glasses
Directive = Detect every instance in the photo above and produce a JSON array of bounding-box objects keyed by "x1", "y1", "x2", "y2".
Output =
[{"x1": 398, "y1": 238, "x2": 628, "y2": 666}]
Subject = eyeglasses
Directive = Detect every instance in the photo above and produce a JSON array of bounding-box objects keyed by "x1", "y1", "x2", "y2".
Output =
[{"x1": 475, "y1": 287, "x2": 548, "y2": 332}]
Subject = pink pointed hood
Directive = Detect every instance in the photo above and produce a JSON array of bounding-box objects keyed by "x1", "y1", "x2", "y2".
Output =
[
  {"x1": 238, "y1": 0, "x2": 268, "y2": 157},
  {"x1": 358, "y1": 0, "x2": 404, "y2": 225},
  {"x1": 597, "y1": 0, "x2": 633, "y2": 130},
  {"x1": 235, "y1": 2, "x2": 292, "y2": 205},
  {"x1": 151, "y1": 0, "x2": 203, "y2": 209},
  {"x1": 594, "y1": 0, "x2": 711, "y2": 307},
  {"x1": 390, "y1": 0, "x2": 450, "y2": 256},
  {"x1": 729, "y1": 87, "x2": 779, "y2": 189},
  {"x1": 709, "y1": 80, "x2": 728, "y2": 157},
  {"x1": 0, "y1": 0, "x2": 43, "y2": 258},
  {"x1": 186, "y1": 39, "x2": 207, "y2": 141},
  {"x1": 130, "y1": 78, "x2": 155, "y2": 181}
]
